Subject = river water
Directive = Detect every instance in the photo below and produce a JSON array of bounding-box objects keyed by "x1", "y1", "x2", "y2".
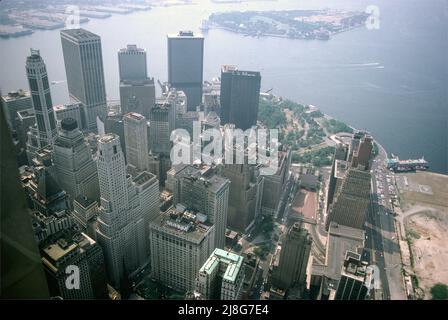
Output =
[{"x1": 1, "y1": 0, "x2": 447, "y2": 173}]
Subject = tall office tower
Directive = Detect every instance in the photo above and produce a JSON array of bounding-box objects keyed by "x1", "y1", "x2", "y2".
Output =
[
  {"x1": 167, "y1": 31, "x2": 204, "y2": 111},
  {"x1": 353, "y1": 134, "x2": 374, "y2": 170},
  {"x1": 60, "y1": 29, "x2": 107, "y2": 131},
  {"x1": 220, "y1": 162, "x2": 263, "y2": 233},
  {"x1": 1, "y1": 106, "x2": 50, "y2": 298},
  {"x1": 171, "y1": 165, "x2": 230, "y2": 249},
  {"x1": 271, "y1": 222, "x2": 312, "y2": 297},
  {"x1": 165, "y1": 88, "x2": 187, "y2": 117},
  {"x1": 104, "y1": 111, "x2": 126, "y2": 157},
  {"x1": 73, "y1": 195, "x2": 98, "y2": 240},
  {"x1": 53, "y1": 118, "x2": 100, "y2": 202},
  {"x1": 149, "y1": 205, "x2": 215, "y2": 292},
  {"x1": 220, "y1": 65, "x2": 261, "y2": 130},
  {"x1": 118, "y1": 44, "x2": 148, "y2": 80},
  {"x1": 334, "y1": 251, "x2": 369, "y2": 300},
  {"x1": 326, "y1": 143, "x2": 349, "y2": 211},
  {"x1": 124, "y1": 112, "x2": 149, "y2": 172},
  {"x1": 195, "y1": 248, "x2": 245, "y2": 300},
  {"x1": 41, "y1": 231, "x2": 108, "y2": 299},
  {"x1": 261, "y1": 149, "x2": 291, "y2": 216},
  {"x1": 53, "y1": 102, "x2": 83, "y2": 129},
  {"x1": 347, "y1": 131, "x2": 365, "y2": 163},
  {"x1": 25, "y1": 49, "x2": 58, "y2": 148},
  {"x1": 96, "y1": 134, "x2": 158, "y2": 287},
  {"x1": 118, "y1": 45, "x2": 155, "y2": 118},
  {"x1": 1, "y1": 89, "x2": 32, "y2": 131},
  {"x1": 325, "y1": 166, "x2": 371, "y2": 231},
  {"x1": 149, "y1": 101, "x2": 175, "y2": 155}
]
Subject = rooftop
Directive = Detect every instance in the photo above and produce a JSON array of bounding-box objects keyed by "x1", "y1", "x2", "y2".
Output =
[
  {"x1": 2, "y1": 89, "x2": 30, "y2": 101},
  {"x1": 200, "y1": 248, "x2": 244, "y2": 283},
  {"x1": 174, "y1": 165, "x2": 229, "y2": 193},
  {"x1": 61, "y1": 28, "x2": 100, "y2": 41},
  {"x1": 151, "y1": 205, "x2": 213, "y2": 242},
  {"x1": 168, "y1": 30, "x2": 203, "y2": 39}
]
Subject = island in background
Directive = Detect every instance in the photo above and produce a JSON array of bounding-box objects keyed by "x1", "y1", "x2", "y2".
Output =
[{"x1": 205, "y1": 9, "x2": 370, "y2": 40}]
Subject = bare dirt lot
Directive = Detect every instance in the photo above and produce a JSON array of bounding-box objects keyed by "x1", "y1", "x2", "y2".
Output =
[
  {"x1": 397, "y1": 171, "x2": 448, "y2": 299},
  {"x1": 407, "y1": 211, "x2": 448, "y2": 299}
]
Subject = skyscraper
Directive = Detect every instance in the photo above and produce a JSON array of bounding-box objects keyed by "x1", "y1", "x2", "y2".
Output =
[
  {"x1": 220, "y1": 65, "x2": 261, "y2": 130},
  {"x1": 60, "y1": 28, "x2": 107, "y2": 131},
  {"x1": 41, "y1": 231, "x2": 108, "y2": 299},
  {"x1": 334, "y1": 251, "x2": 369, "y2": 300},
  {"x1": 25, "y1": 49, "x2": 57, "y2": 148},
  {"x1": 220, "y1": 162, "x2": 263, "y2": 233},
  {"x1": 123, "y1": 112, "x2": 149, "y2": 172},
  {"x1": 53, "y1": 118, "x2": 100, "y2": 202},
  {"x1": 170, "y1": 165, "x2": 230, "y2": 249},
  {"x1": 167, "y1": 31, "x2": 204, "y2": 111},
  {"x1": 325, "y1": 166, "x2": 371, "y2": 231},
  {"x1": 261, "y1": 150, "x2": 291, "y2": 216},
  {"x1": 95, "y1": 134, "x2": 157, "y2": 287},
  {"x1": 1, "y1": 89, "x2": 32, "y2": 131},
  {"x1": 353, "y1": 134, "x2": 374, "y2": 170},
  {"x1": 149, "y1": 101, "x2": 175, "y2": 155},
  {"x1": 149, "y1": 205, "x2": 215, "y2": 292},
  {"x1": 118, "y1": 45, "x2": 155, "y2": 118},
  {"x1": 271, "y1": 222, "x2": 312, "y2": 296},
  {"x1": 195, "y1": 248, "x2": 245, "y2": 300}
]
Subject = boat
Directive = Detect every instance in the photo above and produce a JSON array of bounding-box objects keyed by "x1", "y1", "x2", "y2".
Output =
[{"x1": 386, "y1": 155, "x2": 429, "y2": 172}]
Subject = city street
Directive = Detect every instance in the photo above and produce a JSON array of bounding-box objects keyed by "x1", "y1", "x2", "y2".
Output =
[{"x1": 366, "y1": 143, "x2": 407, "y2": 300}]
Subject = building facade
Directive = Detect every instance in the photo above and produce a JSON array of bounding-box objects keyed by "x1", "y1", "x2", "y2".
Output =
[
  {"x1": 53, "y1": 118, "x2": 100, "y2": 202},
  {"x1": 124, "y1": 112, "x2": 149, "y2": 172},
  {"x1": 220, "y1": 65, "x2": 261, "y2": 130},
  {"x1": 167, "y1": 31, "x2": 204, "y2": 111},
  {"x1": 60, "y1": 28, "x2": 107, "y2": 131},
  {"x1": 196, "y1": 248, "x2": 245, "y2": 300},
  {"x1": 118, "y1": 45, "x2": 155, "y2": 118},
  {"x1": 95, "y1": 134, "x2": 158, "y2": 287},
  {"x1": 271, "y1": 222, "x2": 312, "y2": 296},
  {"x1": 149, "y1": 205, "x2": 215, "y2": 292},
  {"x1": 170, "y1": 165, "x2": 230, "y2": 249},
  {"x1": 25, "y1": 49, "x2": 57, "y2": 149}
]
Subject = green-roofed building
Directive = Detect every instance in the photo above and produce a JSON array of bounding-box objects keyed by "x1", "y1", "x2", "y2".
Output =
[{"x1": 195, "y1": 248, "x2": 245, "y2": 300}]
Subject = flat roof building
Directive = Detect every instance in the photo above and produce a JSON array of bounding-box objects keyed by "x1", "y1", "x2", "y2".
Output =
[{"x1": 196, "y1": 248, "x2": 245, "y2": 300}]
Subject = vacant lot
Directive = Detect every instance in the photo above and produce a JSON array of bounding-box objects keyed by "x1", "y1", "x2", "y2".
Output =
[
  {"x1": 397, "y1": 171, "x2": 448, "y2": 210},
  {"x1": 397, "y1": 171, "x2": 448, "y2": 299}
]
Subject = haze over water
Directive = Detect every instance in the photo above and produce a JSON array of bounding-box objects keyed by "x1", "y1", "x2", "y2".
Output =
[{"x1": 1, "y1": 0, "x2": 447, "y2": 174}]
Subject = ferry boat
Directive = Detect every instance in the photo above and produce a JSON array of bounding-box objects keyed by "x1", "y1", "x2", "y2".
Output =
[{"x1": 386, "y1": 155, "x2": 429, "y2": 172}]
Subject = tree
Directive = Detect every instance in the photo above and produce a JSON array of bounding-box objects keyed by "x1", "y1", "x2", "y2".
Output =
[{"x1": 430, "y1": 283, "x2": 448, "y2": 300}]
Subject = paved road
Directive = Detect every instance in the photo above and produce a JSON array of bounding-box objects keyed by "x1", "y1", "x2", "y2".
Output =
[{"x1": 366, "y1": 143, "x2": 407, "y2": 300}]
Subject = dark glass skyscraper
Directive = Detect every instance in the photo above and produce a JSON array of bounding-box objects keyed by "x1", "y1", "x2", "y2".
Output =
[
  {"x1": 167, "y1": 31, "x2": 204, "y2": 111},
  {"x1": 220, "y1": 65, "x2": 261, "y2": 131},
  {"x1": 25, "y1": 49, "x2": 57, "y2": 148},
  {"x1": 60, "y1": 28, "x2": 107, "y2": 131}
]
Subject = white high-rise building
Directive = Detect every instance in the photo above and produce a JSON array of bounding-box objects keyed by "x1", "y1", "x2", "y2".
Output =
[
  {"x1": 195, "y1": 248, "x2": 245, "y2": 300},
  {"x1": 95, "y1": 133, "x2": 159, "y2": 287},
  {"x1": 123, "y1": 112, "x2": 149, "y2": 172},
  {"x1": 25, "y1": 49, "x2": 57, "y2": 148},
  {"x1": 53, "y1": 118, "x2": 99, "y2": 202}
]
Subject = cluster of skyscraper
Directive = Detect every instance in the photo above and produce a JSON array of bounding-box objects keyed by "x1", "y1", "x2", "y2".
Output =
[{"x1": 1, "y1": 27, "x2": 298, "y2": 300}]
